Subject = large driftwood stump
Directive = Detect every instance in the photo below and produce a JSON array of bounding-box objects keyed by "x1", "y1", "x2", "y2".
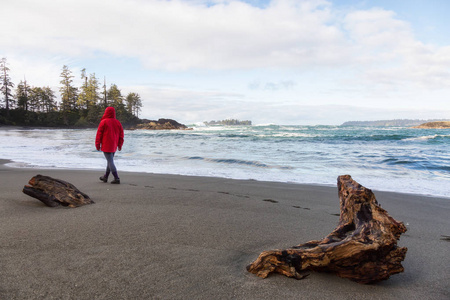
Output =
[
  {"x1": 23, "y1": 174, "x2": 94, "y2": 208},
  {"x1": 247, "y1": 175, "x2": 407, "y2": 284}
]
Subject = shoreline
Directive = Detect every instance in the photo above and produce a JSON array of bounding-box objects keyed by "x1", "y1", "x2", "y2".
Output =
[
  {"x1": 2, "y1": 157, "x2": 449, "y2": 200},
  {"x1": 1, "y1": 160, "x2": 449, "y2": 299},
  {"x1": 2, "y1": 126, "x2": 450, "y2": 200}
]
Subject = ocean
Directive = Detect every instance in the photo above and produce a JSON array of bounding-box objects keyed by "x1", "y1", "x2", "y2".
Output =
[{"x1": 1, "y1": 125, "x2": 449, "y2": 198}]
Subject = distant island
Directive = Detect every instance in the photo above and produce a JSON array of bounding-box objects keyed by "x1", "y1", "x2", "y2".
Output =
[
  {"x1": 204, "y1": 119, "x2": 252, "y2": 126},
  {"x1": 413, "y1": 121, "x2": 450, "y2": 129},
  {"x1": 341, "y1": 119, "x2": 450, "y2": 127}
]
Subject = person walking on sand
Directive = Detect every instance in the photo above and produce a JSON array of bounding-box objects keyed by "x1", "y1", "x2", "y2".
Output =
[{"x1": 95, "y1": 107, "x2": 124, "y2": 184}]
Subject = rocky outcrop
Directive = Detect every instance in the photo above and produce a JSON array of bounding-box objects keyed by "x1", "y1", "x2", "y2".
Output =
[
  {"x1": 413, "y1": 121, "x2": 450, "y2": 129},
  {"x1": 342, "y1": 119, "x2": 450, "y2": 127},
  {"x1": 130, "y1": 119, "x2": 191, "y2": 130}
]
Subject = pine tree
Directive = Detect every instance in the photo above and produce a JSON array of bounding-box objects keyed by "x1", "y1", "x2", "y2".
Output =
[
  {"x1": 28, "y1": 87, "x2": 42, "y2": 112},
  {"x1": 126, "y1": 92, "x2": 142, "y2": 117},
  {"x1": 41, "y1": 86, "x2": 57, "y2": 113},
  {"x1": 16, "y1": 79, "x2": 29, "y2": 111},
  {"x1": 78, "y1": 70, "x2": 100, "y2": 110},
  {"x1": 0, "y1": 58, "x2": 15, "y2": 115},
  {"x1": 107, "y1": 84, "x2": 123, "y2": 106},
  {"x1": 59, "y1": 65, "x2": 78, "y2": 112},
  {"x1": 86, "y1": 73, "x2": 100, "y2": 107},
  {"x1": 102, "y1": 77, "x2": 107, "y2": 108},
  {"x1": 107, "y1": 84, "x2": 128, "y2": 120},
  {"x1": 77, "y1": 68, "x2": 89, "y2": 109}
]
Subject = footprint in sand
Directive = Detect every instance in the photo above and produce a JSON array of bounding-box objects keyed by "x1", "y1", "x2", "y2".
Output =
[
  {"x1": 440, "y1": 235, "x2": 450, "y2": 241},
  {"x1": 292, "y1": 205, "x2": 310, "y2": 210},
  {"x1": 263, "y1": 199, "x2": 278, "y2": 203}
]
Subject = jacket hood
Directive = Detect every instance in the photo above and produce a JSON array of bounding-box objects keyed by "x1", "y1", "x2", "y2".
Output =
[{"x1": 101, "y1": 107, "x2": 116, "y2": 120}]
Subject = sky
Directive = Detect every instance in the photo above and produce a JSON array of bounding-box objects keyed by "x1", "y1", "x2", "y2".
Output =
[{"x1": 2, "y1": 0, "x2": 450, "y2": 125}]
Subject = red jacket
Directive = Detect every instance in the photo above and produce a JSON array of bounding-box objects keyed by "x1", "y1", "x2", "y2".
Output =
[{"x1": 95, "y1": 107, "x2": 124, "y2": 152}]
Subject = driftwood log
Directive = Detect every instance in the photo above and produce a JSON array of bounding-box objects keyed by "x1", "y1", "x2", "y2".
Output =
[
  {"x1": 23, "y1": 174, "x2": 94, "y2": 208},
  {"x1": 247, "y1": 175, "x2": 407, "y2": 284}
]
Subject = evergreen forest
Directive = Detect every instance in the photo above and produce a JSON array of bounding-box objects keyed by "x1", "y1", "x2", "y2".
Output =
[{"x1": 0, "y1": 58, "x2": 143, "y2": 128}]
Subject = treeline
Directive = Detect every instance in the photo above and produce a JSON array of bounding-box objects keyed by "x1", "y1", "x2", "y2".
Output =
[
  {"x1": 204, "y1": 119, "x2": 252, "y2": 126},
  {"x1": 0, "y1": 58, "x2": 143, "y2": 127}
]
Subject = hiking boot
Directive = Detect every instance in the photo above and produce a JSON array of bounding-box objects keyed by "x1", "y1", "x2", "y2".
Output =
[
  {"x1": 111, "y1": 178, "x2": 120, "y2": 184},
  {"x1": 99, "y1": 176, "x2": 108, "y2": 183}
]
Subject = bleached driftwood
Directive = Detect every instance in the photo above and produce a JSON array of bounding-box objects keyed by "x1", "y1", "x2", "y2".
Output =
[{"x1": 247, "y1": 175, "x2": 407, "y2": 284}]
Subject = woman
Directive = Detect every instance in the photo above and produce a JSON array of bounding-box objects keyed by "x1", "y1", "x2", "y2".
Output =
[{"x1": 95, "y1": 107, "x2": 124, "y2": 184}]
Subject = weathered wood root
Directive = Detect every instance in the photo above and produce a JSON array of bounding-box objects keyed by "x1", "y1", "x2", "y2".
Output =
[
  {"x1": 247, "y1": 175, "x2": 407, "y2": 284},
  {"x1": 23, "y1": 174, "x2": 94, "y2": 208}
]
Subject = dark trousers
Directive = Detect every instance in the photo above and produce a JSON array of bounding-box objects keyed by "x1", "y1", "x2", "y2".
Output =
[{"x1": 103, "y1": 152, "x2": 117, "y2": 177}]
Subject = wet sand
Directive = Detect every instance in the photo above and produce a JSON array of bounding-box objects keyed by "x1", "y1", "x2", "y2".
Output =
[{"x1": 0, "y1": 160, "x2": 449, "y2": 299}]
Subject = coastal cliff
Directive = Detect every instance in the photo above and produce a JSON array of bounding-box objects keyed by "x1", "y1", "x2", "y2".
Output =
[{"x1": 413, "y1": 121, "x2": 450, "y2": 129}]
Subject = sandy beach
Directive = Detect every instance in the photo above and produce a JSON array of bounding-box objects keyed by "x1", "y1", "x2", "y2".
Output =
[{"x1": 0, "y1": 159, "x2": 449, "y2": 299}]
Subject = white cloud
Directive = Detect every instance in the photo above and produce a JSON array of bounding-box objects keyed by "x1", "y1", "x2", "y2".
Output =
[
  {"x1": 127, "y1": 83, "x2": 450, "y2": 125},
  {"x1": 4, "y1": 0, "x2": 449, "y2": 88},
  {"x1": 125, "y1": 84, "x2": 245, "y2": 120},
  {"x1": 2, "y1": 0, "x2": 450, "y2": 124},
  {"x1": 6, "y1": 56, "x2": 79, "y2": 89},
  {"x1": 343, "y1": 8, "x2": 450, "y2": 89},
  {"x1": 248, "y1": 79, "x2": 295, "y2": 90},
  {"x1": 2, "y1": 0, "x2": 349, "y2": 70}
]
